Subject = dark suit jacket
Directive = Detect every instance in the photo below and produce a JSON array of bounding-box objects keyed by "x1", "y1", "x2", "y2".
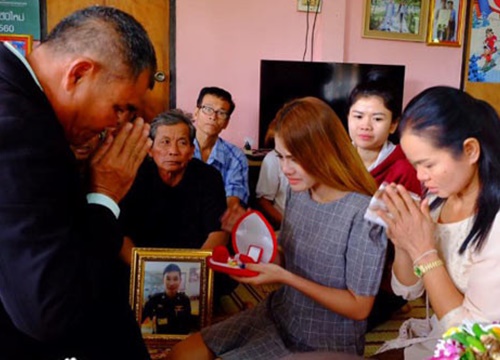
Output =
[{"x1": 0, "y1": 44, "x2": 149, "y2": 359}]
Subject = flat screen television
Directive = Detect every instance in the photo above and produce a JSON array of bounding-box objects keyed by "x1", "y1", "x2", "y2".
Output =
[{"x1": 259, "y1": 60, "x2": 405, "y2": 148}]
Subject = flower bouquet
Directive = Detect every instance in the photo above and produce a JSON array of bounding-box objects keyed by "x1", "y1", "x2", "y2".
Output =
[{"x1": 430, "y1": 320, "x2": 500, "y2": 359}]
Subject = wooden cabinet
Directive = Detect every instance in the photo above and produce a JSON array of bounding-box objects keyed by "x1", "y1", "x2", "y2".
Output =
[{"x1": 45, "y1": 0, "x2": 172, "y2": 120}]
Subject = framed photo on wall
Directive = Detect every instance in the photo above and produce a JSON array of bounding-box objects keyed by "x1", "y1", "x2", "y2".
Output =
[
  {"x1": 363, "y1": 0, "x2": 430, "y2": 42},
  {"x1": 464, "y1": 1, "x2": 500, "y2": 83},
  {"x1": 461, "y1": 0, "x2": 500, "y2": 116},
  {"x1": 0, "y1": 34, "x2": 33, "y2": 56},
  {"x1": 427, "y1": 0, "x2": 465, "y2": 46},
  {"x1": 130, "y1": 248, "x2": 214, "y2": 353}
]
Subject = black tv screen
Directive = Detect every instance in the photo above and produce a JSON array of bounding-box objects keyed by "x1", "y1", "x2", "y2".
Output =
[{"x1": 259, "y1": 60, "x2": 405, "y2": 148}]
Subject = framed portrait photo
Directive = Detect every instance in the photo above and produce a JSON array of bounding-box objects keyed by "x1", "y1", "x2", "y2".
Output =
[
  {"x1": 130, "y1": 248, "x2": 214, "y2": 351},
  {"x1": 363, "y1": 0, "x2": 430, "y2": 42},
  {"x1": 0, "y1": 34, "x2": 33, "y2": 56},
  {"x1": 427, "y1": 0, "x2": 465, "y2": 46}
]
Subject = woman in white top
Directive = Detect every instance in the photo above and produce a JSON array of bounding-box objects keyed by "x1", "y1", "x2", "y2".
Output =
[
  {"x1": 372, "y1": 86, "x2": 500, "y2": 359},
  {"x1": 255, "y1": 150, "x2": 288, "y2": 229},
  {"x1": 255, "y1": 120, "x2": 288, "y2": 230}
]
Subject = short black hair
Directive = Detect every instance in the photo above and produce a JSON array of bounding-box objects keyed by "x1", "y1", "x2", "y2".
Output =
[
  {"x1": 44, "y1": 5, "x2": 157, "y2": 89},
  {"x1": 196, "y1": 86, "x2": 236, "y2": 117},
  {"x1": 163, "y1": 263, "x2": 181, "y2": 276}
]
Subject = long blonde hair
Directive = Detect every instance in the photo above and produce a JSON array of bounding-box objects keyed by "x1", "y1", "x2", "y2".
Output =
[{"x1": 274, "y1": 97, "x2": 377, "y2": 196}]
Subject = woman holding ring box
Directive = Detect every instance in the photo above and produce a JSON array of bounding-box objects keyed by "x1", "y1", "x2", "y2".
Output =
[{"x1": 168, "y1": 97, "x2": 387, "y2": 359}]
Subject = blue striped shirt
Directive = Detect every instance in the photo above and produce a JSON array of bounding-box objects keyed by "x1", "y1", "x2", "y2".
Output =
[{"x1": 194, "y1": 137, "x2": 249, "y2": 205}]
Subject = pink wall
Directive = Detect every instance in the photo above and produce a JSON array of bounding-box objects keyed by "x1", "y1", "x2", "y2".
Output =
[{"x1": 176, "y1": 0, "x2": 463, "y2": 148}]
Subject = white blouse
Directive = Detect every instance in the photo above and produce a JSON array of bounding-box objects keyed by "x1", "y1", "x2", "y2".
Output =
[{"x1": 380, "y1": 205, "x2": 500, "y2": 359}]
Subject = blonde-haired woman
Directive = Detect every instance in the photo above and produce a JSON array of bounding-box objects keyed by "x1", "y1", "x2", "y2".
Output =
[{"x1": 168, "y1": 97, "x2": 387, "y2": 359}]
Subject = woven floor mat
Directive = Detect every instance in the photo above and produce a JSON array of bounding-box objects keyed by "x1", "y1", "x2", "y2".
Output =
[
  {"x1": 218, "y1": 284, "x2": 428, "y2": 358},
  {"x1": 364, "y1": 297, "x2": 427, "y2": 357}
]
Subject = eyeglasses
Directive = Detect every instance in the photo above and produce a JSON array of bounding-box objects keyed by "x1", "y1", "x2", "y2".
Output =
[{"x1": 199, "y1": 105, "x2": 229, "y2": 120}]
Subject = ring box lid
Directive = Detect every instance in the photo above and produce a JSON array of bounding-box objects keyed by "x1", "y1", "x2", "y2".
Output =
[
  {"x1": 231, "y1": 210, "x2": 277, "y2": 264},
  {"x1": 207, "y1": 210, "x2": 277, "y2": 277}
]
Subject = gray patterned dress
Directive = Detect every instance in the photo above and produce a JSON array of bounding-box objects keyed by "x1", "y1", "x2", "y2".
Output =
[{"x1": 202, "y1": 190, "x2": 387, "y2": 359}]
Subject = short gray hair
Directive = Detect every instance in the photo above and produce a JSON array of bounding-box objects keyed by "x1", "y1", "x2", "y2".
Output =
[{"x1": 150, "y1": 109, "x2": 196, "y2": 145}]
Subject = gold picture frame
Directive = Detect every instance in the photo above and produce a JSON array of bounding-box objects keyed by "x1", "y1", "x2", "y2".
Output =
[
  {"x1": 426, "y1": 0, "x2": 465, "y2": 46},
  {"x1": 0, "y1": 34, "x2": 33, "y2": 56},
  {"x1": 130, "y1": 248, "x2": 214, "y2": 351},
  {"x1": 363, "y1": 0, "x2": 430, "y2": 42}
]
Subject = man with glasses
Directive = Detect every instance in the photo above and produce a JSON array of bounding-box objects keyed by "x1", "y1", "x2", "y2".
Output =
[{"x1": 193, "y1": 87, "x2": 249, "y2": 209}]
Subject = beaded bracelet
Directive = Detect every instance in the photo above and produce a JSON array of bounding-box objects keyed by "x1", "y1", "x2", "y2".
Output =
[{"x1": 413, "y1": 249, "x2": 438, "y2": 266}]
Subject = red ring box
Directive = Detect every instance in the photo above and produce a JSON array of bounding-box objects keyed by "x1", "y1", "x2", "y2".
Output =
[{"x1": 207, "y1": 210, "x2": 277, "y2": 277}]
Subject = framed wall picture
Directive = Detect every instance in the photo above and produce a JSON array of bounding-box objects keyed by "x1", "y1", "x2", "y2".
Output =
[
  {"x1": 461, "y1": 0, "x2": 500, "y2": 115},
  {"x1": 130, "y1": 248, "x2": 214, "y2": 352},
  {"x1": 0, "y1": 34, "x2": 33, "y2": 56},
  {"x1": 427, "y1": 0, "x2": 465, "y2": 46},
  {"x1": 363, "y1": 0, "x2": 430, "y2": 42}
]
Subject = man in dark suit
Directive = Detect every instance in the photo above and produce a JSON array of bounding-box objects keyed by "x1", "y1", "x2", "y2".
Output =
[{"x1": 0, "y1": 6, "x2": 156, "y2": 360}]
